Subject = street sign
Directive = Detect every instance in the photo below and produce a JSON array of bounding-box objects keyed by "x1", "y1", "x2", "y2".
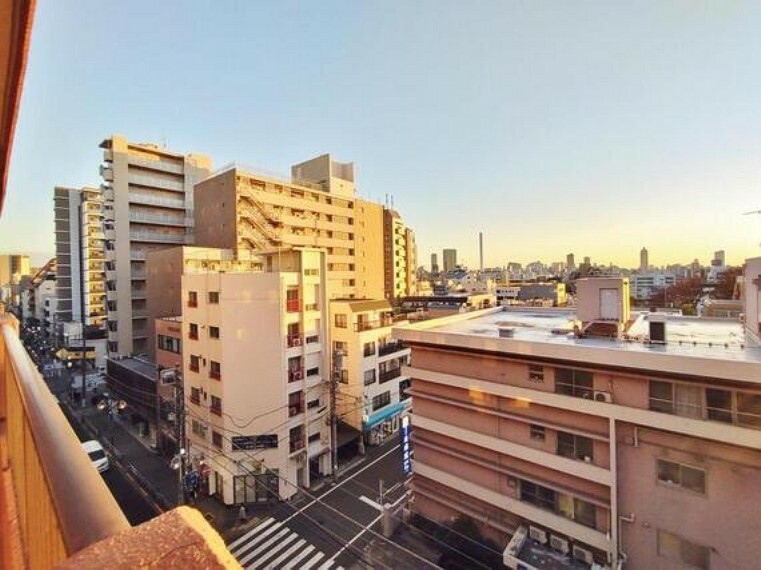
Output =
[
  {"x1": 401, "y1": 414, "x2": 413, "y2": 474},
  {"x1": 231, "y1": 434, "x2": 278, "y2": 450}
]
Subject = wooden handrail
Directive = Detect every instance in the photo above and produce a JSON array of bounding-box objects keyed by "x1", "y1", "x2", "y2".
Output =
[{"x1": 2, "y1": 320, "x2": 130, "y2": 556}]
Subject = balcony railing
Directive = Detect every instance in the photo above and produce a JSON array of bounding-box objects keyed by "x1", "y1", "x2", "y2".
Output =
[
  {"x1": 287, "y1": 334, "x2": 303, "y2": 348},
  {"x1": 289, "y1": 438, "x2": 305, "y2": 453},
  {"x1": 378, "y1": 341, "x2": 406, "y2": 357},
  {"x1": 288, "y1": 368, "x2": 304, "y2": 382},
  {"x1": 353, "y1": 315, "x2": 403, "y2": 332},
  {"x1": 286, "y1": 298, "x2": 301, "y2": 313},
  {"x1": 379, "y1": 368, "x2": 402, "y2": 383}
]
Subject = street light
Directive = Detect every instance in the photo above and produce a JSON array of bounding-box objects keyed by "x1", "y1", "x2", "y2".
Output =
[{"x1": 97, "y1": 393, "x2": 127, "y2": 424}]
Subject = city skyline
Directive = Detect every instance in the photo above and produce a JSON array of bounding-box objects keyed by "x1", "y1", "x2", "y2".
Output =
[{"x1": 3, "y1": 2, "x2": 761, "y2": 268}]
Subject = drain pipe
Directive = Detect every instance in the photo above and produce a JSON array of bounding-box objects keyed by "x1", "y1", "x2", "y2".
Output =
[{"x1": 618, "y1": 513, "x2": 635, "y2": 568}]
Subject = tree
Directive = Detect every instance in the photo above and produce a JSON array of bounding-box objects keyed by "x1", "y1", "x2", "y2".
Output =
[
  {"x1": 713, "y1": 267, "x2": 742, "y2": 300},
  {"x1": 649, "y1": 277, "x2": 704, "y2": 308}
]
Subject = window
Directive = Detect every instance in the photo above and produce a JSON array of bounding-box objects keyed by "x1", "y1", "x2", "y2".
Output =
[
  {"x1": 554, "y1": 368, "x2": 593, "y2": 399},
  {"x1": 520, "y1": 481, "x2": 557, "y2": 511},
  {"x1": 304, "y1": 268, "x2": 319, "y2": 276},
  {"x1": 364, "y1": 369, "x2": 377, "y2": 386},
  {"x1": 372, "y1": 391, "x2": 391, "y2": 411},
  {"x1": 657, "y1": 459, "x2": 706, "y2": 494},
  {"x1": 657, "y1": 530, "x2": 710, "y2": 570},
  {"x1": 209, "y1": 326, "x2": 220, "y2": 339},
  {"x1": 157, "y1": 334, "x2": 181, "y2": 354},
  {"x1": 399, "y1": 379, "x2": 411, "y2": 401},
  {"x1": 530, "y1": 424, "x2": 546, "y2": 441},
  {"x1": 231, "y1": 434, "x2": 278, "y2": 450},
  {"x1": 573, "y1": 498, "x2": 597, "y2": 528},
  {"x1": 191, "y1": 419, "x2": 207, "y2": 438},
  {"x1": 528, "y1": 365, "x2": 544, "y2": 383},
  {"x1": 335, "y1": 314, "x2": 347, "y2": 328},
  {"x1": 306, "y1": 366, "x2": 319, "y2": 377},
  {"x1": 649, "y1": 381, "x2": 702, "y2": 419},
  {"x1": 188, "y1": 323, "x2": 199, "y2": 340},
  {"x1": 737, "y1": 392, "x2": 761, "y2": 428},
  {"x1": 190, "y1": 387, "x2": 200, "y2": 405},
  {"x1": 307, "y1": 398, "x2": 320, "y2": 409},
  {"x1": 190, "y1": 354, "x2": 200, "y2": 372},
  {"x1": 308, "y1": 432, "x2": 321, "y2": 443},
  {"x1": 187, "y1": 291, "x2": 198, "y2": 307},
  {"x1": 210, "y1": 360, "x2": 221, "y2": 380},
  {"x1": 363, "y1": 341, "x2": 376, "y2": 357},
  {"x1": 210, "y1": 396, "x2": 222, "y2": 416},
  {"x1": 649, "y1": 380, "x2": 674, "y2": 413},
  {"x1": 212, "y1": 431, "x2": 223, "y2": 449},
  {"x1": 705, "y1": 388, "x2": 732, "y2": 423},
  {"x1": 557, "y1": 431, "x2": 594, "y2": 462},
  {"x1": 340, "y1": 369, "x2": 349, "y2": 384},
  {"x1": 208, "y1": 291, "x2": 219, "y2": 304},
  {"x1": 333, "y1": 341, "x2": 348, "y2": 357}
]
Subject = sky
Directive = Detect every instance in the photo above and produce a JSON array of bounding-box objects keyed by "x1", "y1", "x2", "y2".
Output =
[{"x1": 2, "y1": 0, "x2": 761, "y2": 269}]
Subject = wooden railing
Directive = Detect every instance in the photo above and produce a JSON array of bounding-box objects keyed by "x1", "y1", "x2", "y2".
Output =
[{"x1": 0, "y1": 313, "x2": 130, "y2": 567}]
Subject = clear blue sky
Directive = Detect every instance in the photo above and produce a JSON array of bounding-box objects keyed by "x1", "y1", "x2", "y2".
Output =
[{"x1": 3, "y1": 0, "x2": 761, "y2": 268}]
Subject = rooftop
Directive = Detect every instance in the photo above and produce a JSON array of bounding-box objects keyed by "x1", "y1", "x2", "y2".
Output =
[
  {"x1": 107, "y1": 356, "x2": 157, "y2": 381},
  {"x1": 394, "y1": 307, "x2": 761, "y2": 383}
]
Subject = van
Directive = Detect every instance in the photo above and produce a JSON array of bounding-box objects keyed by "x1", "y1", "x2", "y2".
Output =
[{"x1": 81, "y1": 440, "x2": 109, "y2": 473}]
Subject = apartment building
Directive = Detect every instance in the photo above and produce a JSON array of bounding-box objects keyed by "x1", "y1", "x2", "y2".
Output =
[
  {"x1": 182, "y1": 248, "x2": 331, "y2": 504},
  {"x1": 99, "y1": 135, "x2": 212, "y2": 356},
  {"x1": 329, "y1": 299, "x2": 411, "y2": 447},
  {"x1": 54, "y1": 186, "x2": 107, "y2": 331},
  {"x1": 0, "y1": 253, "x2": 30, "y2": 305},
  {"x1": 442, "y1": 248, "x2": 457, "y2": 273},
  {"x1": 394, "y1": 276, "x2": 761, "y2": 570},
  {"x1": 383, "y1": 208, "x2": 417, "y2": 302},
  {"x1": 630, "y1": 272, "x2": 676, "y2": 302},
  {"x1": 193, "y1": 154, "x2": 416, "y2": 302}
]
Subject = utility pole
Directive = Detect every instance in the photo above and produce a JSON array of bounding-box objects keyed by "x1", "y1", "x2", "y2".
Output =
[
  {"x1": 331, "y1": 348, "x2": 342, "y2": 480},
  {"x1": 155, "y1": 366, "x2": 164, "y2": 453},
  {"x1": 174, "y1": 381, "x2": 186, "y2": 505},
  {"x1": 77, "y1": 202, "x2": 87, "y2": 407}
]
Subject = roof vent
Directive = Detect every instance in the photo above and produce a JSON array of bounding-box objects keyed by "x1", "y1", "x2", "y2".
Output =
[
  {"x1": 649, "y1": 314, "x2": 666, "y2": 344},
  {"x1": 498, "y1": 326, "x2": 515, "y2": 338}
]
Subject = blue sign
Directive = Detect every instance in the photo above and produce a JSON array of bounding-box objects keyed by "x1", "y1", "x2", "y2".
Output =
[{"x1": 401, "y1": 414, "x2": 413, "y2": 474}]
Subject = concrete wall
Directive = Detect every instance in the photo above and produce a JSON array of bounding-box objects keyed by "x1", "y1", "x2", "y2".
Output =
[
  {"x1": 576, "y1": 277, "x2": 630, "y2": 323},
  {"x1": 193, "y1": 169, "x2": 238, "y2": 250},
  {"x1": 354, "y1": 199, "x2": 385, "y2": 299},
  {"x1": 744, "y1": 257, "x2": 761, "y2": 345}
]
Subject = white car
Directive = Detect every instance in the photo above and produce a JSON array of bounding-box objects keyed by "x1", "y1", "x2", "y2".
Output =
[{"x1": 81, "y1": 440, "x2": 109, "y2": 473}]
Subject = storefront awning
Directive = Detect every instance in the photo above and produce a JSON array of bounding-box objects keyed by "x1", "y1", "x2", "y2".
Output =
[
  {"x1": 364, "y1": 401, "x2": 409, "y2": 430},
  {"x1": 56, "y1": 348, "x2": 96, "y2": 361}
]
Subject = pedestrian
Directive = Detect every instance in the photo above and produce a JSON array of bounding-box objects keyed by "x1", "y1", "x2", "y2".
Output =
[{"x1": 239, "y1": 505, "x2": 247, "y2": 523}]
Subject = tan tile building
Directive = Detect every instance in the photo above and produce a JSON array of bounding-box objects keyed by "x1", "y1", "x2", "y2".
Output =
[
  {"x1": 394, "y1": 276, "x2": 761, "y2": 570},
  {"x1": 0, "y1": 253, "x2": 30, "y2": 305},
  {"x1": 99, "y1": 135, "x2": 212, "y2": 357},
  {"x1": 182, "y1": 248, "x2": 331, "y2": 504}
]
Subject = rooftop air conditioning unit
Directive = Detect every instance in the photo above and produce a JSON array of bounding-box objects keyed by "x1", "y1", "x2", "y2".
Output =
[
  {"x1": 594, "y1": 390, "x2": 612, "y2": 403},
  {"x1": 549, "y1": 535, "x2": 569, "y2": 555},
  {"x1": 528, "y1": 526, "x2": 547, "y2": 545},
  {"x1": 649, "y1": 314, "x2": 667, "y2": 344},
  {"x1": 572, "y1": 545, "x2": 594, "y2": 565}
]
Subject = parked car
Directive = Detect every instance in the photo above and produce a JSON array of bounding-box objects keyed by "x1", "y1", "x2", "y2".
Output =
[{"x1": 81, "y1": 440, "x2": 109, "y2": 473}]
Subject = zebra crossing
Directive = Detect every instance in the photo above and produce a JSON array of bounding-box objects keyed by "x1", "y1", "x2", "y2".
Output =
[{"x1": 228, "y1": 517, "x2": 345, "y2": 570}]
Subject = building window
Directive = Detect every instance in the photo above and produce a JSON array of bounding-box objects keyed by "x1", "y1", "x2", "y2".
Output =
[
  {"x1": 308, "y1": 432, "x2": 321, "y2": 443},
  {"x1": 340, "y1": 369, "x2": 349, "y2": 384},
  {"x1": 208, "y1": 291, "x2": 219, "y2": 304},
  {"x1": 557, "y1": 431, "x2": 594, "y2": 462},
  {"x1": 657, "y1": 459, "x2": 706, "y2": 494},
  {"x1": 333, "y1": 341, "x2": 348, "y2": 358},
  {"x1": 189, "y1": 355, "x2": 200, "y2": 372},
  {"x1": 530, "y1": 424, "x2": 546, "y2": 441},
  {"x1": 190, "y1": 387, "x2": 200, "y2": 405},
  {"x1": 520, "y1": 480, "x2": 556, "y2": 512},
  {"x1": 209, "y1": 326, "x2": 220, "y2": 339},
  {"x1": 187, "y1": 291, "x2": 198, "y2": 308},
  {"x1": 191, "y1": 419, "x2": 207, "y2": 438},
  {"x1": 210, "y1": 360, "x2": 221, "y2": 380},
  {"x1": 363, "y1": 341, "x2": 376, "y2": 357},
  {"x1": 705, "y1": 388, "x2": 732, "y2": 423},
  {"x1": 528, "y1": 365, "x2": 544, "y2": 383},
  {"x1": 364, "y1": 369, "x2": 377, "y2": 386},
  {"x1": 307, "y1": 398, "x2": 320, "y2": 409},
  {"x1": 657, "y1": 530, "x2": 710, "y2": 570},
  {"x1": 158, "y1": 334, "x2": 181, "y2": 354},
  {"x1": 737, "y1": 392, "x2": 761, "y2": 428},
  {"x1": 335, "y1": 314, "x2": 347, "y2": 328},
  {"x1": 212, "y1": 431, "x2": 223, "y2": 449},
  {"x1": 306, "y1": 366, "x2": 319, "y2": 377},
  {"x1": 210, "y1": 396, "x2": 222, "y2": 416},
  {"x1": 554, "y1": 368, "x2": 593, "y2": 399},
  {"x1": 188, "y1": 323, "x2": 199, "y2": 340},
  {"x1": 399, "y1": 379, "x2": 411, "y2": 401},
  {"x1": 372, "y1": 391, "x2": 391, "y2": 411}
]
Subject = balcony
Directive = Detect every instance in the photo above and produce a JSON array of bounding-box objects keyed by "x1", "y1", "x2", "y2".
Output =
[
  {"x1": 128, "y1": 211, "x2": 189, "y2": 226},
  {"x1": 285, "y1": 298, "x2": 301, "y2": 313},
  {"x1": 128, "y1": 173, "x2": 184, "y2": 192},
  {"x1": 0, "y1": 311, "x2": 236, "y2": 566},
  {"x1": 378, "y1": 341, "x2": 406, "y2": 357},
  {"x1": 353, "y1": 316, "x2": 400, "y2": 332},
  {"x1": 379, "y1": 368, "x2": 402, "y2": 383},
  {"x1": 128, "y1": 193, "x2": 185, "y2": 210},
  {"x1": 129, "y1": 230, "x2": 186, "y2": 244},
  {"x1": 288, "y1": 368, "x2": 304, "y2": 382}
]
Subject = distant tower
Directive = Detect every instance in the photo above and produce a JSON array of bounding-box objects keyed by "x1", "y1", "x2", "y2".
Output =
[
  {"x1": 443, "y1": 249, "x2": 457, "y2": 273},
  {"x1": 640, "y1": 247, "x2": 649, "y2": 271},
  {"x1": 479, "y1": 232, "x2": 484, "y2": 272},
  {"x1": 566, "y1": 253, "x2": 575, "y2": 272},
  {"x1": 713, "y1": 250, "x2": 726, "y2": 267},
  {"x1": 583, "y1": 256, "x2": 591, "y2": 266},
  {"x1": 431, "y1": 253, "x2": 439, "y2": 275}
]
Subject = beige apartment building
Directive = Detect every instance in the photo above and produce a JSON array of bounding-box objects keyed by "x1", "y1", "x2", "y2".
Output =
[
  {"x1": 384, "y1": 208, "x2": 417, "y2": 302},
  {"x1": 182, "y1": 248, "x2": 332, "y2": 504},
  {"x1": 54, "y1": 186, "x2": 107, "y2": 331},
  {"x1": 394, "y1": 276, "x2": 761, "y2": 570},
  {"x1": 193, "y1": 154, "x2": 416, "y2": 302},
  {"x1": 330, "y1": 299, "x2": 411, "y2": 447},
  {"x1": 0, "y1": 253, "x2": 30, "y2": 305},
  {"x1": 100, "y1": 135, "x2": 212, "y2": 356}
]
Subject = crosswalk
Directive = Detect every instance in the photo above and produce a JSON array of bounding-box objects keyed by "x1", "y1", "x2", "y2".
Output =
[{"x1": 228, "y1": 517, "x2": 345, "y2": 570}]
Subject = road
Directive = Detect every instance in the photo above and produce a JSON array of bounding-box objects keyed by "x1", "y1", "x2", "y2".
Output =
[{"x1": 227, "y1": 440, "x2": 436, "y2": 569}]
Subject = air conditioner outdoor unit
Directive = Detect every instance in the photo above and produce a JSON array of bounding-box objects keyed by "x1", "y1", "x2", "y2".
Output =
[
  {"x1": 528, "y1": 526, "x2": 547, "y2": 545},
  {"x1": 549, "y1": 535, "x2": 569, "y2": 554},
  {"x1": 594, "y1": 390, "x2": 612, "y2": 403},
  {"x1": 572, "y1": 545, "x2": 594, "y2": 565}
]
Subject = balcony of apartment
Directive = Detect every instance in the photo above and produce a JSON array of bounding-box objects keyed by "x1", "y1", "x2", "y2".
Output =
[
  {"x1": 129, "y1": 229, "x2": 186, "y2": 244},
  {"x1": 0, "y1": 312, "x2": 236, "y2": 567},
  {"x1": 286, "y1": 333, "x2": 303, "y2": 348},
  {"x1": 100, "y1": 164, "x2": 114, "y2": 181},
  {"x1": 128, "y1": 211, "x2": 189, "y2": 227},
  {"x1": 288, "y1": 393, "x2": 305, "y2": 419},
  {"x1": 128, "y1": 192, "x2": 186, "y2": 210},
  {"x1": 289, "y1": 426, "x2": 306, "y2": 455},
  {"x1": 378, "y1": 340, "x2": 406, "y2": 357},
  {"x1": 285, "y1": 298, "x2": 301, "y2": 313},
  {"x1": 379, "y1": 366, "x2": 402, "y2": 383},
  {"x1": 128, "y1": 173, "x2": 184, "y2": 193},
  {"x1": 129, "y1": 250, "x2": 147, "y2": 261},
  {"x1": 127, "y1": 154, "x2": 184, "y2": 175},
  {"x1": 288, "y1": 366, "x2": 304, "y2": 383},
  {"x1": 353, "y1": 315, "x2": 400, "y2": 332}
]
